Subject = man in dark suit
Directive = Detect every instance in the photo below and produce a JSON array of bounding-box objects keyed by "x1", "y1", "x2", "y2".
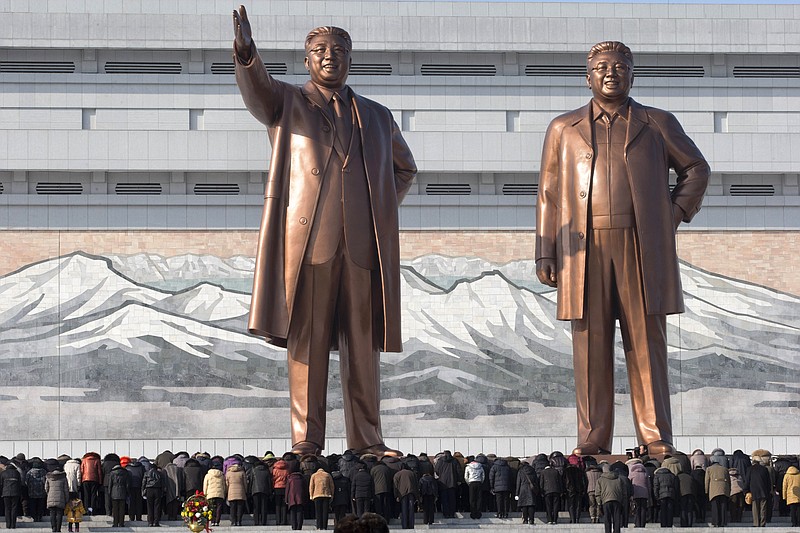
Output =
[
  {"x1": 536, "y1": 41, "x2": 710, "y2": 456},
  {"x1": 233, "y1": 6, "x2": 416, "y2": 457}
]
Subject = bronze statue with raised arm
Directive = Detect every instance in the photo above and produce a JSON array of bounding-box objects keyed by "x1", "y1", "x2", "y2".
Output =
[
  {"x1": 535, "y1": 41, "x2": 710, "y2": 456},
  {"x1": 233, "y1": 5, "x2": 416, "y2": 457}
]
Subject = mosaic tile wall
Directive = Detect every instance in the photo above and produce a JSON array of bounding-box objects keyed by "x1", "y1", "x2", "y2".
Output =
[{"x1": 0, "y1": 230, "x2": 797, "y2": 455}]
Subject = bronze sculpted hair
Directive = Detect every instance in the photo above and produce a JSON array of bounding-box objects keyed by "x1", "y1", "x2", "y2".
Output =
[
  {"x1": 586, "y1": 41, "x2": 634, "y2": 65},
  {"x1": 305, "y1": 26, "x2": 352, "y2": 52}
]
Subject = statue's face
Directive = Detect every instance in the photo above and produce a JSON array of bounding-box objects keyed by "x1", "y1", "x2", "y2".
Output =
[
  {"x1": 586, "y1": 50, "x2": 634, "y2": 103},
  {"x1": 304, "y1": 34, "x2": 351, "y2": 89}
]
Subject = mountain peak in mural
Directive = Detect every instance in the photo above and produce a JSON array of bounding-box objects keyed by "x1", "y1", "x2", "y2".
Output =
[{"x1": 0, "y1": 252, "x2": 797, "y2": 426}]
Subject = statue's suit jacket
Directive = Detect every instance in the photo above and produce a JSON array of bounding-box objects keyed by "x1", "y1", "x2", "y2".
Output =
[
  {"x1": 536, "y1": 98, "x2": 710, "y2": 320},
  {"x1": 236, "y1": 45, "x2": 417, "y2": 351}
]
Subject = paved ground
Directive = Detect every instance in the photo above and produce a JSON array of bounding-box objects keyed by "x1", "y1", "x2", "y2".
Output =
[{"x1": 3, "y1": 512, "x2": 793, "y2": 532}]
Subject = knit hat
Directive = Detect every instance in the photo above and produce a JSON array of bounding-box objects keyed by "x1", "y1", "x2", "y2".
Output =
[{"x1": 120, "y1": 456, "x2": 130, "y2": 468}]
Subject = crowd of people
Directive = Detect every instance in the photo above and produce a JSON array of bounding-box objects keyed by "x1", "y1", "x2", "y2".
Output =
[{"x1": 0, "y1": 447, "x2": 798, "y2": 531}]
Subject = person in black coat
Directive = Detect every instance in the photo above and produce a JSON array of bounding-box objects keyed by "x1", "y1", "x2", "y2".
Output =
[
  {"x1": 100, "y1": 453, "x2": 120, "y2": 517},
  {"x1": 564, "y1": 463, "x2": 587, "y2": 524},
  {"x1": 350, "y1": 464, "x2": 374, "y2": 517},
  {"x1": 107, "y1": 465, "x2": 130, "y2": 527},
  {"x1": 331, "y1": 471, "x2": 351, "y2": 527},
  {"x1": 183, "y1": 458, "x2": 207, "y2": 497},
  {"x1": 126, "y1": 458, "x2": 146, "y2": 522},
  {"x1": 370, "y1": 459, "x2": 394, "y2": 523},
  {"x1": 539, "y1": 465, "x2": 564, "y2": 524},
  {"x1": 142, "y1": 464, "x2": 165, "y2": 527},
  {"x1": 1, "y1": 463, "x2": 22, "y2": 529},
  {"x1": 515, "y1": 462, "x2": 539, "y2": 524},
  {"x1": 434, "y1": 451, "x2": 460, "y2": 519},
  {"x1": 247, "y1": 460, "x2": 273, "y2": 526},
  {"x1": 489, "y1": 458, "x2": 513, "y2": 519},
  {"x1": 745, "y1": 459, "x2": 773, "y2": 527},
  {"x1": 418, "y1": 473, "x2": 438, "y2": 525}
]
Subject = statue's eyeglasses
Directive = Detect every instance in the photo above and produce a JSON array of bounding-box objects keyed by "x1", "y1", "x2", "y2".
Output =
[{"x1": 591, "y1": 63, "x2": 631, "y2": 74}]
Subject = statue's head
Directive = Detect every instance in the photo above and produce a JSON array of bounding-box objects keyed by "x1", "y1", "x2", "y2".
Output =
[
  {"x1": 586, "y1": 41, "x2": 634, "y2": 104},
  {"x1": 304, "y1": 26, "x2": 352, "y2": 89}
]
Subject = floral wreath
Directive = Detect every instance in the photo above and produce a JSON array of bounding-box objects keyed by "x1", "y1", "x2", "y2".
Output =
[{"x1": 181, "y1": 491, "x2": 213, "y2": 532}]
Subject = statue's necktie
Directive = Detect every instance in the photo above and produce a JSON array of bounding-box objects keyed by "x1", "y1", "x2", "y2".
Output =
[{"x1": 331, "y1": 93, "x2": 352, "y2": 160}]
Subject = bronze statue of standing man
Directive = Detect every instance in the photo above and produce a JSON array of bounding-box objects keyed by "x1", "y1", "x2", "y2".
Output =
[
  {"x1": 536, "y1": 41, "x2": 710, "y2": 456},
  {"x1": 233, "y1": 5, "x2": 416, "y2": 457}
]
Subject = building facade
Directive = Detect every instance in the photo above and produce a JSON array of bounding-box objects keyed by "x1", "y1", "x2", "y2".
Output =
[{"x1": 0, "y1": 1, "x2": 798, "y2": 458}]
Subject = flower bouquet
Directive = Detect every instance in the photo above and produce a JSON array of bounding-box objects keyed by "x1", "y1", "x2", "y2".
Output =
[{"x1": 181, "y1": 491, "x2": 213, "y2": 532}]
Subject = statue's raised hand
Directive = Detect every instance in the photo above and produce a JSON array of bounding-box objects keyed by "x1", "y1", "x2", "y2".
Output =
[{"x1": 233, "y1": 5, "x2": 253, "y2": 63}]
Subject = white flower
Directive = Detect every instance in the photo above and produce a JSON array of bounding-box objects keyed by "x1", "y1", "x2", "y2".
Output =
[{"x1": 195, "y1": 512, "x2": 201, "y2": 518}]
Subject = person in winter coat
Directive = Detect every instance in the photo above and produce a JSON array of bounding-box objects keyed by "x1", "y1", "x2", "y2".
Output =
[
  {"x1": 125, "y1": 457, "x2": 145, "y2": 522},
  {"x1": 100, "y1": 453, "x2": 120, "y2": 517},
  {"x1": 539, "y1": 465, "x2": 564, "y2": 524},
  {"x1": 286, "y1": 471, "x2": 306, "y2": 530},
  {"x1": 226, "y1": 463, "x2": 247, "y2": 526},
  {"x1": 370, "y1": 457, "x2": 395, "y2": 522},
  {"x1": 247, "y1": 460, "x2": 273, "y2": 526},
  {"x1": 64, "y1": 495, "x2": 86, "y2": 533},
  {"x1": 144, "y1": 464, "x2": 166, "y2": 527},
  {"x1": 564, "y1": 462, "x2": 587, "y2": 523},
  {"x1": 163, "y1": 461, "x2": 185, "y2": 521},
  {"x1": 1, "y1": 462, "x2": 22, "y2": 529},
  {"x1": 515, "y1": 462, "x2": 539, "y2": 525},
  {"x1": 489, "y1": 457, "x2": 513, "y2": 519},
  {"x1": 310, "y1": 467, "x2": 334, "y2": 530},
  {"x1": 272, "y1": 456, "x2": 292, "y2": 525},
  {"x1": 745, "y1": 455, "x2": 773, "y2": 527},
  {"x1": 351, "y1": 464, "x2": 374, "y2": 518},
  {"x1": 202, "y1": 465, "x2": 225, "y2": 526},
  {"x1": 677, "y1": 469, "x2": 695, "y2": 527},
  {"x1": 107, "y1": 464, "x2": 130, "y2": 527},
  {"x1": 464, "y1": 457, "x2": 485, "y2": 519},
  {"x1": 393, "y1": 464, "x2": 420, "y2": 529},
  {"x1": 782, "y1": 465, "x2": 800, "y2": 527},
  {"x1": 79, "y1": 452, "x2": 101, "y2": 516},
  {"x1": 434, "y1": 450, "x2": 460, "y2": 519},
  {"x1": 652, "y1": 466, "x2": 678, "y2": 527},
  {"x1": 418, "y1": 473, "x2": 438, "y2": 525},
  {"x1": 63, "y1": 459, "x2": 81, "y2": 497},
  {"x1": 45, "y1": 469, "x2": 69, "y2": 532},
  {"x1": 731, "y1": 450, "x2": 751, "y2": 480},
  {"x1": 183, "y1": 458, "x2": 207, "y2": 497},
  {"x1": 338, "y1": 451, "x2": 361, "y2": 481},
  {"x1": 595, "y1": 470, "x2": 627, "y2": 533},
  {"x1": 690, "y1": 464, "x2": 707, "y2": 523},
  {"x1": 728, "y1": 467, "x2": 744, "y2": 523},
  {"x1": 704, "y1": 461, "x2": 730, "y2": 527},
  {"x1": 586, "y1": 463, "x2": 603, "y2": 524},
  {"x1": 26, "y1": 458, "x2": 48, "y2": 522},
  {"x1": 628, "y1": 461, "x2": 651, "y2": 528},
  {"x1": 331, "y1": 471, "x2": 352, "y2": 526}
]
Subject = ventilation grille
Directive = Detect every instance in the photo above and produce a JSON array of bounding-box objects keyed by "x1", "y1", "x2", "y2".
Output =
[
  {"x1": 115, "y1": 183, "x2": 162, "y2": 195},
  {"x1": 636, "y1": 66, "x2": 705, "y2": 78},
  {"x1": 729, "y1": 184, "x2": 775, "y2": 196},
  {"x1": 35, "y1": 183, "x2": 83, "y2": 195},
  {"x1": 104, "y1": 62, "x2": 182, "y2": 74},
  {"x1": 425, "y1": 184, "x2": 472, "y2": 195},
  {"x1": 502, "y1": 183, "x2": 538, "y2": 196},
  {"x1": 421, "y1": 64, "x2": 496, "y2": 76},
  {"x1": 733, "y1": 66, "x2": 800, "y2": 78},
  {"x1": 0, "y1": 183, "x2": 4, "y2": 194},
  {"x1": 0, "y1": 61, "x2": 76, "y2": 73},
  {"x1": 525, "y1": 65, "x2": 704, "y2": 77},
  {"x1": 210, "y1": 62, "x2": 288, "y2": 75},
  {"x1": 525, "y1": 65, "x2": 584, "y2": 76},
  {"x1": 350, "y1": 64, "x2": 392, "y2": 75},
  {"x1": 194, "y1": 184, "x2": 240, "y2": 195}
]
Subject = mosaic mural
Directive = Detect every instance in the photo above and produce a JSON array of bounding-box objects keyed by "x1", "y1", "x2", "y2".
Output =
[{"x1": 0, "y1": 251, "x2": 797, "y2": 441}]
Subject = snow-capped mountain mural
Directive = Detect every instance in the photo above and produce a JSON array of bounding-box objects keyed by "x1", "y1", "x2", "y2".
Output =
[{"x1": 0, "y1": 252, "x2": 797, "y2": 440}]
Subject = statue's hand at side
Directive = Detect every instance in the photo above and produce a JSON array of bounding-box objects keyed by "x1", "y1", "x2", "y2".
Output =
[
  {"x1": 536, "y1": 258, "x2": 558, "y2": 288},
  {"x1": 233, "y1": 5, "x2": 253, "y2": 63}
]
